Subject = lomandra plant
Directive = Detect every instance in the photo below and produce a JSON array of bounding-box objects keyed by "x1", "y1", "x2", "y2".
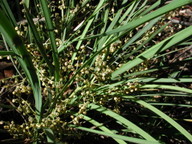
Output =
[{"x1": 0, "y1": 0, "x2": 192, "y2": 143}]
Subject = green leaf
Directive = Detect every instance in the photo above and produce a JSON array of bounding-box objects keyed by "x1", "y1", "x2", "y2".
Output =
[
  {"x1": 70, "y1": 125, "x2": 160, "y2": 144},
  {"x1": 0, "y1": 9, "x2": 42, "y2": 121},
  {"x1": 114, "y1": 17, "x2": 161, "y2": 57},
  {"x1": 0, "y1": 0, "x2": 17, "y2": 26},
  {"x1": 39, "y1": 0, "x2": 60, "y2": 81},
  {"x1": 75, "y1": 114, "x2": 127, "y2": 144},
  {"x1": 106, "y1": 0, "x2": 192, "y2": 35},
  {"x1": 112, "y1": 26, "x2": 192, "y2": 79},
  {"x1": 88, "y1": 103, "x2": 158, "y2": 142},
  {"x1": 135, "y1": 100, "x2": 192, "y2": 142},
  {"x1": 149, "y1": 103, "x2": 192, "y2": 108},
  {"x1": 44, "y1": 128, "x2": 56, "y2": 143},
  {"x1": 0, "y1": 50, "x2": 19, "y2": 57},
  {"x1": 140, "y1": 84, "x2": 192, "y2": 94},
  {"x1": 23, "y1": 3, "x2": 54, "y2": 74},
  {"x1": 128, "y1": 78, "x2": 192, "y2": 83}
]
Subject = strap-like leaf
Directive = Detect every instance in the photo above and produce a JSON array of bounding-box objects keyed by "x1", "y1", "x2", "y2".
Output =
[
  {"x1": 0, "y1": 50, "x2": 19, "y2": 57},
  {"x1": 0, "y1": 9, "x2": 42, "y2": 121}
]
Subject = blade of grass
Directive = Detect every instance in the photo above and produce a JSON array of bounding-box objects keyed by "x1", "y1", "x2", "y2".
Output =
[
  {"x1": 149, "y1": 103, "x2": 192, "y2": 108},
  {"x1": 134, "y1": 78, "x2": 192, "y2": 83},
  {"x1": 23, "y1": 3, "x2": 54, "y2": 74},
  {"x1": 153, "y1": 44, "x2": 192, "y2": 59},
  {"x1": 112, "y1": 25, "x2": 192, "y2": 79},
  {"x1": 123, "y1": 23, "x2": 168, "y2": 60},
  {"x1": 140, "y1": 84, "x2": 192, "y2": 94},
  {"x1": 125, "y1": 93, "x2": 192, "y2": 98},
  {"x1": 97, "y1": 0, "x2": 132, "y2": 53},
  {"x1": 85, "y1": 0, "x2": 191, "y2": 39},
  {"x1": 0, "y1": 0, "x2": 17, "y2": 26},
  {"x1": 70, "y1": 125, "x2": 160, "y2": 144},
  {"x1": 23, "y1": 0, "x2": 29, "y2": 8},
  {"x1": 114, "y1": 17, "x2": 161, "y2": 57},
  {"x1": 97, "y1": 5, "x2": 121, "y2": 50},
  {"x1": 71, "y1": 18, "x2": 94, "y2": 62},
  {"x1": 105, "y1": 0, "x2": 192, "y2": 35},
  {"x1": 39, "y1": 0, "x2": 60, "y2": 81},
  {"x1": 130, "y1": 0, "x2": 148, "y2": 18},
  {"x1": 71, "y1": 0, "x2": 106, "y2": 62},
  {"x1": 0, "y1": 9, "x2": 42, "y2": 121},
  {"x1": 139, "y1": 0, "x2": 162, "y2": 16},
  {"x1": 75, "y1": 113, "x2": 127, "y2": 144},
  {"x1": 122, "y1": 17, "x2": 161, "y2": 51},
  {"x1": 2, "y1": 34, "x2": 24, "y2": 78},
  {"x1": 95, "y1": 77, "x2": 192, "y2": 94},
  {"x1": 0, "y1": 50, "x2": 20, "y2": 57},
  {"x1": 121, "y1": 0, "x2": 141, "y2": 24},
  {"x1": 123, "y1": 57, "x2": 192, "y2": 78},
  {"x1": 88, "y1": 103, "x2": 158, "y2": 142},
  {"x1": 44, "y1": 128, "x2": 56, "y2": 143},
  {"x1": 135, "y1": 100, "x2": 192, "y2": 142},
  {"x1": 119, "y1": 0, "x2": 138, "y2": 24}
]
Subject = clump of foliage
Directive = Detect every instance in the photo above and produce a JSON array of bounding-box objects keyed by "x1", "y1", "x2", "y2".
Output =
[{"x1": 0, "y1": 0, "x2": 192, "y2": 143}]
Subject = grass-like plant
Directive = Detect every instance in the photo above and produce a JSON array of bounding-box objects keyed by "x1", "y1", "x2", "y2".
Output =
[{"x1": 0, "y1": 0, "x2": 192, "y2": 143}]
